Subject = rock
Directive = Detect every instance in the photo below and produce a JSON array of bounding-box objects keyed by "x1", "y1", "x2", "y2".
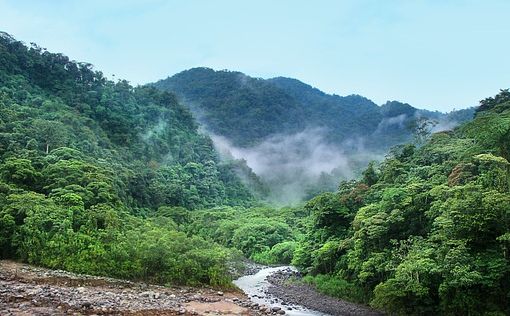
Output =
[
  {"x1": 139, "y1": 290, "x2": 160, "y2": 299},
  {"x1": 277, "y1": 310, "x2": 286, "y2": 315},
  {"x1": 81, "y1": 301, "x2": 92, "y2": 309},
  {"x1": 271, "y1": 306, "x2": 282, "y2": 312},
  {"x1": 217, "y1": 291, "x2": 224, "y2": 296}
]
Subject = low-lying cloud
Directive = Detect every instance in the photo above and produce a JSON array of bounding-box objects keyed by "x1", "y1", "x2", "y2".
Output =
[{"x1": 211, "y1": 128, "x2": 379, "y2": 204}]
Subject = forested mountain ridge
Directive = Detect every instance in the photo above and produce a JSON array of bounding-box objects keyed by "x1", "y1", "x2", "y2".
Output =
[
  {"x1": 268, "y1": 76, "x2": 385, "y2": 148},
  {"x1": 0, "y1": 32, "x2": 257, "y2": 285},
  {"x1": 154, "y1": 68, "x2": 475, "y2": 203},
  {"x1": 154, "y1": 67, "x2": 475, "y2": 150},
  {"x1": 153, "y1": 68, "x2": 307, "y2": 147}
]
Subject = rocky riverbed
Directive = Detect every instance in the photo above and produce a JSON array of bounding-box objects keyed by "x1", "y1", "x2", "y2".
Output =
[
  {"x1": 265, "y1": 268, "x2": 383, "y2": 316},
  {"x1": 1, "y1": 261, "x2": 383, "y2": 316},
  {"x1": 0, "y1": 260, "x2": 273, "y2": 315}
]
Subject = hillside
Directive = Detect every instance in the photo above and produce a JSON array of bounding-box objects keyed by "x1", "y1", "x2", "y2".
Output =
[
  {"x1": 0, "y1": 32, "x2": 258, "y2": 286},
  {"x1": 291, "y1": 89, "x2": 510, "y2": 314},
  {"x1": 154, "y1": 68, "x2": 474, "y2": 150},
  {"x1": 154, "y1": 68, "x2": 475, "y2": 202}
]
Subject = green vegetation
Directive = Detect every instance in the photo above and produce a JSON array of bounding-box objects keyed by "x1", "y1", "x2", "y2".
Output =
[
  {"x1": 154, "y1": 68, "x2": 475, "y2": 203},
  {"x1": 154, "y1": 68, "x2": 474, "y2": 151},
  {"x1": 0, "y1": 32, "x2": 256, "y2": 287},
  {"x1": 291, "y1": 90, "x2": 510, "y2": 315},
  {"x1": 1, "y1": 31, "x2": 508, "y2": 315},
  {"x1": 187, "y1": 206, "x2": 307, "y2": 264}
]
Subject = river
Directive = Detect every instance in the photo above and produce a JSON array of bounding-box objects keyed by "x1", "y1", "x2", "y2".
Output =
[{"x1": 233, "y1": 266, "x2": 329, "y2": 316}]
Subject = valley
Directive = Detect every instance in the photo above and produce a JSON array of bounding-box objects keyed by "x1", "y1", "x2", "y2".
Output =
[{"x1": 0, "y1": 30, "x2": 509, "y2": 316}]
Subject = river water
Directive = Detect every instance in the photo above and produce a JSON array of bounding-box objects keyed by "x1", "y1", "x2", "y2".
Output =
[{"x1": 233, "y1": 266, "x2": 328, "y2": 316}]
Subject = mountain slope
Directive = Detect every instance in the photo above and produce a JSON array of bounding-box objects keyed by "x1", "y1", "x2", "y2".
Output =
[
  {"x1": 293, "y1": 89, "x2": 510, "y2": 314},
  {"x1": 153, "y1": 68, "x2": 306, "y2": 147},
  {"x1": 154, "y1": 68, "x2": 475, "y2": 203},
  {"x1": 0, "y1": 32, "x2": 255, "y2": 286},
  {"x1": 155, "y1": 68, "x2": 474, "y2": 152},
  {"x1": 268, "y1": 76, "x2": 383, "y2": 141}
]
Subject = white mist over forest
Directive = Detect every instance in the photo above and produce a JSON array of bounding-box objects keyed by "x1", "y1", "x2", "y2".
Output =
[
  {"x1": 207, "y1": 114, "x2": 463, "y2": 204},
  {"x1": 210, "y1": 128, "x2": 383, "y2": 204}
]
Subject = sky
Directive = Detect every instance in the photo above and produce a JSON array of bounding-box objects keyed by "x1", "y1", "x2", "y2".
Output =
[{"x1": 1, "y1": 0, "x2": 509, "y2": 111}]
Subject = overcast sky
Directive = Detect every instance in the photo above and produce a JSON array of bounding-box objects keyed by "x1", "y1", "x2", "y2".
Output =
[{"x1": 1, "y1": 0, "x2": 509, "y2": 111}]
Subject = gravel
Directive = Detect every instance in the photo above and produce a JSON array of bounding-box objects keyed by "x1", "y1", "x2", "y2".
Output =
[{"x1": 265, "y1": 268, "x2": 384, "y2": 316}]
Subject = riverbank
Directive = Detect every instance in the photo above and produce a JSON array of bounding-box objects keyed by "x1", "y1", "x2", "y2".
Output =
[
  {"x1": 265, "y1": 268, "x2": 383, "y2": 316},
  {"x1": 1, "y1": 261, "x2": 383, "y2": 316},
  {"x1": 0, "y1": 260, "x2": 264, "y2": 315}
]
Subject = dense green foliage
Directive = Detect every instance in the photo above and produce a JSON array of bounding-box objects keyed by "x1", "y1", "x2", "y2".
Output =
[
  {"x1": 186, "y1": 206, "x2": 307, "y2": 264},
  {"x1": 154, "y1": 68, "x2": 475, "y2": 203},
  {"x1": 291, "y1": 91, "x2": 510, "y2": 315},
  {"x1": 154, "y1": 68, "x2": 474, "y2": 151},
  {"x1": 0, "y1": 32, "x2": 258, "y2": 286},
  {"x1": 153, "y1": 69, "x2": 306, "y2": 147},
  {"x1": 1, "y1": 32, "x2": 507, "y2": 316}
]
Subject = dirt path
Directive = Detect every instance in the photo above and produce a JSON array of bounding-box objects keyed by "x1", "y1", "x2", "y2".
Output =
[{"x1": 0, "y1": 260, "x2": 263, "y2": 316}]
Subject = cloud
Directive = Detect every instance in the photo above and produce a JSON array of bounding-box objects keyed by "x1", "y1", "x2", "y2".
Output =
[
  {"x1": 373, "y1": 113, "x2": 408, "y2": 134},
  {"x1": 212, "y1": 128, "x2": 348, "y2": 177},
  {"x1": 210, "y1": 128, "x2": 379, "y2": 204},
  {"x1": 141, "y1": 119, "x2": 167, "y2": 142},
  {"x1": 430, "y1": 119, "x2": 460, "y2": 133}
]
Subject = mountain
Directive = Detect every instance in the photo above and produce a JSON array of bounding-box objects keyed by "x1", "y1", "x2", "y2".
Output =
[
  {"x1": 268, "y1": 77, "x2": 385, "y2": 146},
  {"x1": 155, "y1": 68, "x2": 474, "y2": 151},
  {"x1": 153, "y1": 68, "x2": 475, "y2": 202},
  {"x1": 153, "y1": 68, "x2": 306, "y2": 147}
]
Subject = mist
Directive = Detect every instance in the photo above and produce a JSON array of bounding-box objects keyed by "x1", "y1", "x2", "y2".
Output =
[
  {"x1": 210, "y1": 128, "x2": 381, "y2": 204},
  {"x1": 430, "y1": 119, "x2": 461, "y2": 133}
]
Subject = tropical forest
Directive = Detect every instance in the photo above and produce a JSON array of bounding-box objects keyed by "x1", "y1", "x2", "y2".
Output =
[{"x1": 0, "y1": 2, "x2": 509, "y2": 315}]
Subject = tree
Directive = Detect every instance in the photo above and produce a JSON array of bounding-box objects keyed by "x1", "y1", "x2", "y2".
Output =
[{"x1": 409, "y1": 117, "x2": 437, "y2": 146}]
